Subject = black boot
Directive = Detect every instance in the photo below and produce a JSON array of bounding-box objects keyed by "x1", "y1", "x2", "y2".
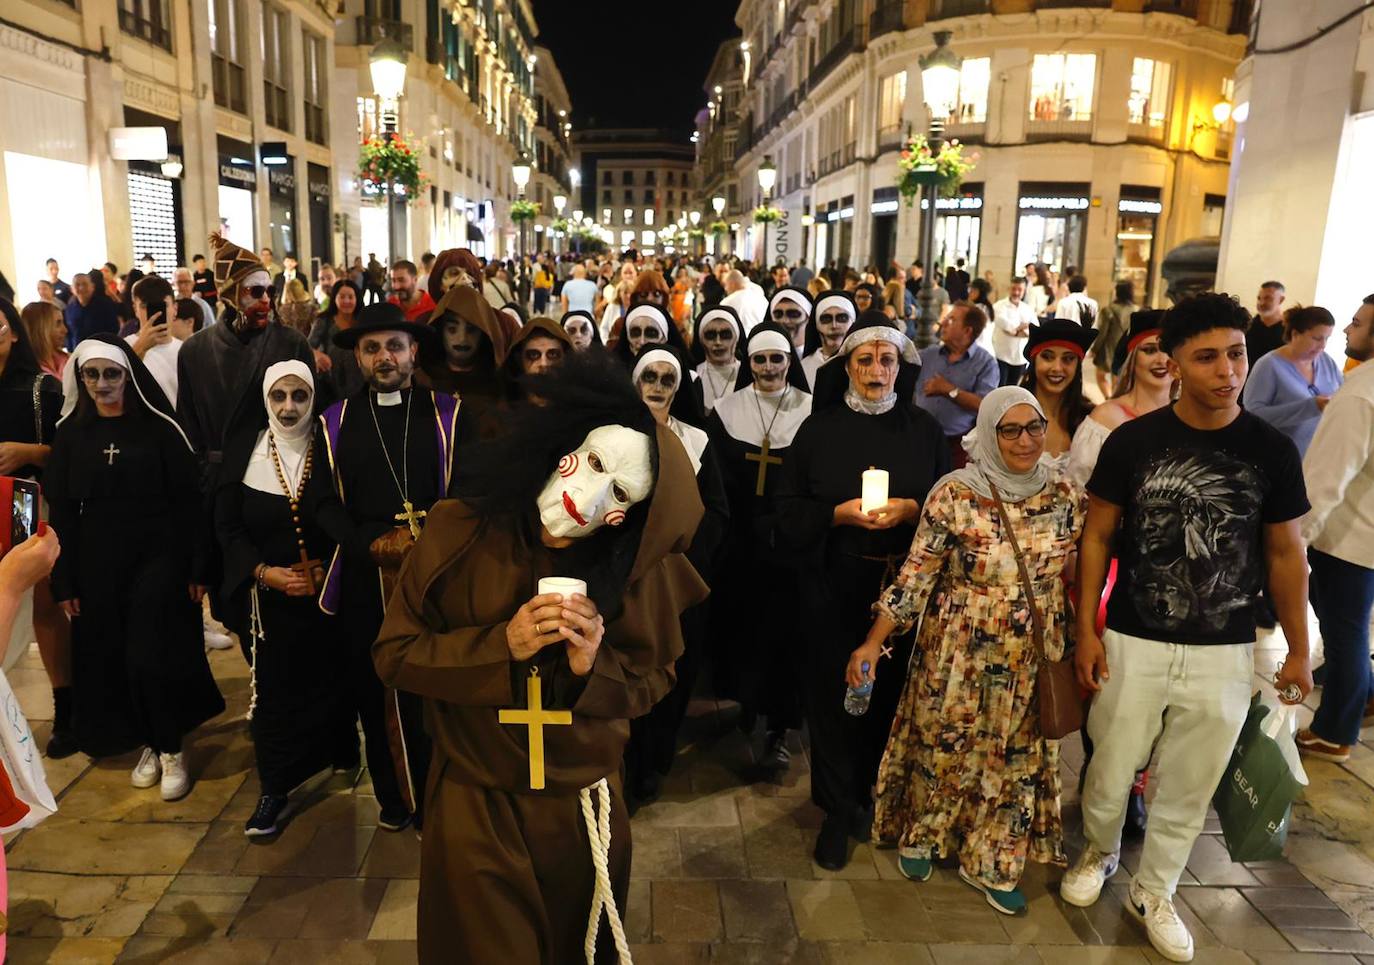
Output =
[
  {"x1": 46, "y1": 687, "x2": 78, "y2": 760},
  {"x1": 814, "y1": 813, "x2": 850, "y2": 871}
]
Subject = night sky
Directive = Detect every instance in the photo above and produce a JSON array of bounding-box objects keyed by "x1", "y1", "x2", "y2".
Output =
[{"x1": 531, "y1": 0, "x2": 741, "y2": 133}]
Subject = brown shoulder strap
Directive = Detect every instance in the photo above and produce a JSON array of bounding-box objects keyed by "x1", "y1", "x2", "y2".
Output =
[{"x1": 989, "y1": 482, "x2": 1047, "y2": 662}]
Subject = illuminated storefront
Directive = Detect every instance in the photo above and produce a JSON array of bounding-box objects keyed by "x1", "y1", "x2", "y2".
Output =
[
  {"x1": 1015, "y1": 183, "x2": 1090, "y2": 273},
  {"x1": 1114, "y1": 186, "x2": 1163, "y2": 303}
]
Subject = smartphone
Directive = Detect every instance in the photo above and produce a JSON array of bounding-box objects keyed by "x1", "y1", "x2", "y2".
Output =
[{"x1": 0, "y1": 477, "x2": 40, "y2": 559}]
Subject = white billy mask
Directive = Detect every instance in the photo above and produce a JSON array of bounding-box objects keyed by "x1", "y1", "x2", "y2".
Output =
[{"x1": 537, "y1": 425, "x2": 654, "y2": 538}]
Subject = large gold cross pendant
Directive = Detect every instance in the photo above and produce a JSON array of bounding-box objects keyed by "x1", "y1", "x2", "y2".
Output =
[
  {"x1": 498, "y1": 668, "x2": 572, "y2": 790},
  {"x1": 744, "y1": 435, "x2": 783, "y2": 497},
  {"x1": 395, "y1": 499, "x2": 428, "y2": 540}
]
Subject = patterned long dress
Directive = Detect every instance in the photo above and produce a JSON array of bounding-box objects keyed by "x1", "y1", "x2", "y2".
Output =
[{"x1": 872, "y1": 473, "x2": 1085, "y2": 889}]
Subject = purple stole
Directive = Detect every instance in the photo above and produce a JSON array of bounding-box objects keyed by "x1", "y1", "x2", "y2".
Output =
[{"x1": 317, "y1": 388, "x2": 461, "y2": 615}]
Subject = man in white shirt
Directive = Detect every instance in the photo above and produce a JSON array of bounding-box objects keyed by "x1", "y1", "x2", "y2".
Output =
[
  {"x1": 124, "y1": 275, "x2": 186, "y2": 407},
  {"x1": 1296, "y1": 293, "x2": 1374, "y2": 763},
  {"x1": 173, "y1": 267, "x2": 217, "y2": 330},
  {"x1": 1055, "y1": 274, "x2": 1099, "y2": 327},
  {"x1": 991, "y1": 276, "x2": 1037, "y2": 385},
  {"x1": 721, "y1": 269, "x2": 768, "y2": 334}
]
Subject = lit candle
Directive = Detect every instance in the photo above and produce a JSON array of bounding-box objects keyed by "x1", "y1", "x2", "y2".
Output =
[
  {"x1": 861, "y1": 468, "x2": 889, "y2": 514},
  {"x1": 538, "y1": 576, "x2": 588, "y2": 600}
]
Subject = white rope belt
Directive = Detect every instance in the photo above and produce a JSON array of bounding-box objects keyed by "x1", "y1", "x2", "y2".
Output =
[
  {"x1": 579, "y1": 777, "x2": 632, "y2": 965},
  {"x1": 245, "y1": 585, "x2": 263, "y2": 721}
]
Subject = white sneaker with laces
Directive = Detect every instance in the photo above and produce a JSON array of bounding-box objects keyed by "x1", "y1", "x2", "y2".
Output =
[
  {"x1": 204, "y1": 630, "x2": 235, "y2": 651},
  {"x1": 1127, "y1": 878, "x2": 1194, "y2": 963},
  {"x1": 1060, "y1": 846, "x2": 1120, "y2": 907},
  {"x1": 160, "y1": 751, "x2": 191, "y2": 801},
  {"x1": 131, "y1": 747, "x2": 161, "y2": 788}
]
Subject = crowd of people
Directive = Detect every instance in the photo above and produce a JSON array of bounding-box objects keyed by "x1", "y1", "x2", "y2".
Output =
[{"x1": 4, "y1": 234, "x2": 1374, "y2": 965}]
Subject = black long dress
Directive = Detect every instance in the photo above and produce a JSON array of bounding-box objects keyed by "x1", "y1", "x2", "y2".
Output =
[
  {"x1": 775, "y1": 401, "x2": 949, "y2": 825},
  {"x1": 0, "y1": 371, "x2": 61, "y2": 478},
  {"x1": 215, "y1": 437, "x2": 352, "y2": 795},
  {"x1": 46, "y1": 411, "x2": 224, "y2": 757}
]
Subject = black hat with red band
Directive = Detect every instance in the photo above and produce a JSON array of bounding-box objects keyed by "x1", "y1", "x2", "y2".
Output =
[{"x1": 1022, "y1": 317, "x2": 1098, "y2": 363}]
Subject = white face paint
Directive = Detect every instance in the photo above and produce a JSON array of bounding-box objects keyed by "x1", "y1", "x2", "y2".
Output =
[{"x1": 536, "y1": 425, "x2": 653, "y2": 539}]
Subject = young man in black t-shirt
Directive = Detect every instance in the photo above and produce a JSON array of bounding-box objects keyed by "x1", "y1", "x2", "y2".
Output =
[{"x1": 1060, "y1": 293, "x2": 1313, "y2": 963}]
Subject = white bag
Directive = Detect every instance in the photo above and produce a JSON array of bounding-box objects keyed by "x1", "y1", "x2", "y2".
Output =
[{"x1": 0, "y1": 666, "x2": 58, "y2": 832}]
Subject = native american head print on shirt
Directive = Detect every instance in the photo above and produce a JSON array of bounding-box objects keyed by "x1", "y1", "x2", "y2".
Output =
[{"x1": 1087, "y1": 407, "x2": 1309, "y2": 646}]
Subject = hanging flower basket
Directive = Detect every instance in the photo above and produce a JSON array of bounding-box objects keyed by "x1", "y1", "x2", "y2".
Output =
[
  {"x1": 569, "y1": 226, "x2": 608, "y2": 254},
  {"x1": 709, "y1": 220, "x2": 729, "y2": 235},
  {"x1": 896, "y1": 133, "x2": 978, "y2": 205},
  {"x1": 510, "y1": 199, "x2": 541, "y2": 223},
  {"x1": 753, "y1": 205, "x2": 782, "y2": 224},
  {"x1": 358, "y1": 134, "x2": 428, "y2": 205},
  {"x1": 550, "y1": 217, "x2": 570, "y2": 233},
  {"x1": 687, "y1": 227, "x2": 705, "y2": 239}
]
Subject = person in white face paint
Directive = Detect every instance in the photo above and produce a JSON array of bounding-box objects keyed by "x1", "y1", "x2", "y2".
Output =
[{"x1": 374, "y1": 350, "x2": 707, "y2": 965}]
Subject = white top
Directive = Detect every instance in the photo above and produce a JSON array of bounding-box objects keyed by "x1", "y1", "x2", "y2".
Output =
[
  {"x1": 695, "y1": 359, "x2": 740, "y2": 412},
  {"x1": 991, "y1": 297, "x2": 1038, "y2": 364},
  {"x1": 1055, "y1": 292, "x2": 1100, "y2": 325},
  {"x1": 1025, "y1": 286, "x2": 1051, "y2": 317},
  {"x1": 800, "y1": 349, "x2": 838, "y2": 390},
  {"x1": 1067, "y1": 415, "x2": 1112, "y2": 490},
  {"x1": 667, "y1": 417, "x2": 709, "y2": 475},
  {"x1": 721, "y1": 283, "x2": 768, "y2": 335},
  {"x1": 123, "y1": 333, "x2": 183, "y2": 409},
  {"x1": 1301, "y1": 359, "x2": 1374, "y2": 568},
  {"x1": 713, "y1": 384, "x2": 812, "y2": 449}
]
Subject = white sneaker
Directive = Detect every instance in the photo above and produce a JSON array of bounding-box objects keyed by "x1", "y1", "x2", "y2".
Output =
[
  {"x1": 159, "y1": 751, "x2": 191, "y2": 801},
  {"x1": 1127, "y1": 878, "x2": 1194, "y2": 963},
  {"x1": 1060, "y1": 846, "x2": 1120, "y2": 907},
  {"x1": 131, "y1": 747, "x2": 161, "y2": 788},
  {"x1": 204, "y1": 630, "x2": 235, "y2": 651}
]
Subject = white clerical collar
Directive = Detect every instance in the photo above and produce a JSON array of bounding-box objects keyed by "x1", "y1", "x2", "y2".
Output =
[{"x1": 375, "y1": 390, "x2": 403, "y2": 407}]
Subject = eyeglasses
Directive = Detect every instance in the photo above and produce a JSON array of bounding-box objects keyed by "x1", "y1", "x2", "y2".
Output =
[
  {"x1": 995, "y1": 419, "x2": 1048, "y2": 442},
  {"x1": 80, "y1": 366, "x2": 127, "y2": 383},
  {"x1": 243, "y1": 285, "x2": 272, "y2": 299}
]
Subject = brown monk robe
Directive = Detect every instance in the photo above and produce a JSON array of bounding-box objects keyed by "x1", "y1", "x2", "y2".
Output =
[
  {"x1": 420, "y1": 285, "x2": 509, "y2": 419},
  {"x1": 373, "y1": 421, "x2": 706, "y2": 964}
]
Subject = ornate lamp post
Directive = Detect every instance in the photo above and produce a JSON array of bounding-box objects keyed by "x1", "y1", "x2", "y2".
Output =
[
  {"x1": 369, "y1": 39, "x2": 408, "y2": 267},
  {"x1": 915, "y1": 31, "x2": 961, "y2": 349},
  {"x1": 756, "y1": 155, "x2": 777, "y2": 267},
  {"x1": 512, "y1": 155, "x2": 531, "y2": 307}
]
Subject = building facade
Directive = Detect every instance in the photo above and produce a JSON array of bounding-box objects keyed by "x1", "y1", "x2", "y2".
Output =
[
  {"x1": 723, "y1": 0, "x2": 1251, "y2": 308},
  {"x1": 696, "y1": 38, "x2": 747, "y2": 257},
  {"x1": 574, "y1": 129, "x2": 697, "y2": 256},
  {"x1": 530, "y1": 46, "x2": 574, "y2": 252}
]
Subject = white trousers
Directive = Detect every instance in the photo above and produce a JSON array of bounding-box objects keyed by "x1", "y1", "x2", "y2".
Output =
[{"x1": 1081, "y1": 630, "x2": 1254, "y2": 897}]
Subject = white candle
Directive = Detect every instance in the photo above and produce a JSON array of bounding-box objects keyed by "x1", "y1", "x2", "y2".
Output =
[
  {"x1": 861, "y1": 468, "x2": 889, "y2": 514},
  {"x1": 538, "y1": 576, "x2": 588, "y2": 600}
]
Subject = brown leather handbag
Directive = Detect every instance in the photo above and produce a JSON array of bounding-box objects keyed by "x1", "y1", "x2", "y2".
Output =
[{"x1": 989, "y1": 482, "x2": 1084, "y2": 741}]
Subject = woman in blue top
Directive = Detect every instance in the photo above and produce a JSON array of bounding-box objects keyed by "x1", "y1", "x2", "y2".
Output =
[{"x1": 1241, "y1": 305, "x2": 1342, "y2": 456}]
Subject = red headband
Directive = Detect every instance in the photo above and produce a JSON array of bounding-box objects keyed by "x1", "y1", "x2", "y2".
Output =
[
  {"x1": 1126, "y1": 328, "x2": 1162, "y2": 354},
  {"x1": 1029, "y1": 339, "x2": 1087, "y2": 360}
]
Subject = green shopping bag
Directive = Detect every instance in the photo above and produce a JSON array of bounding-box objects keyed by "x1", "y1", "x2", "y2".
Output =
[{"x1": 1212, "y1": 693, "x2": 1309, "y2": 862}]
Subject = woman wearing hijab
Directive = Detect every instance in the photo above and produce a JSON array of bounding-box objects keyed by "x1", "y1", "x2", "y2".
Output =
[
  {"x1": 1020, "y1": 318, "x2": 1097, "y2": 460},
  {"x1": 215, "y1": 361, "x2": 352, "y2": 836},
  {"x1": 623, "y1": 344, "x2": 730, "y2": 804},
  {"x1": 800, "y1": 291, "x2": 857, "y2": 389},
  {"x1": 850, "y1": 386, "x2": 1085, "y2": 915},
  {"x1": 775, "y1": 314, "x2": 948, "y2": 870},
  {"x1": 46, "y1": 334, "x2": 224, "y2": 798},
  {"x1": 690, "y1": 305, "x2": 744, "y2": 413},
  {"x1": 708, "y1": 321, "x2": 813, "y2": 772}
]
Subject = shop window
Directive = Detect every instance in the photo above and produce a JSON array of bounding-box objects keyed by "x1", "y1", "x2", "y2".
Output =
[
  {"x1": 119, "y1": 0, "x2": 173, "y2": 51},
  {"x1": 1029, "y1": 53, "x2": 1096, "y2": 125},
  {"x1": 950, "y1": 58, "x2": 990, "y2": 125},
  {"x1": 262, "y1": 5, "x2": 291, "y2": 132},
  {"x1": 878, "y1": 71, "x2": 906, "y2": 144},
  {"x1": 1128, "y1": 58, "x2": 1171, "y2": 135},
  {"x1": 209, "y1": 0, "x2": 247, "y2": 113}
]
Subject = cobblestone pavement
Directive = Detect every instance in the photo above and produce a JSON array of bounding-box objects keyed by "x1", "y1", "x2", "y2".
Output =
[{"x1": 5, "y1": 624, "x2": 1374, "y2": 964}]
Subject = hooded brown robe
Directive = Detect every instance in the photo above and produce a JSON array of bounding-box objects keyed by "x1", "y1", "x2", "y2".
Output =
[
  {"x1": 373, "y1": 424, "x2": 707, "y2": 964},
  {"x1": 420, "y1": 285, "x2": 509, "y2": 427}
]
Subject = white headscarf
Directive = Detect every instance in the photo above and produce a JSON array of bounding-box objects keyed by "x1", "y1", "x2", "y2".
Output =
[
  {"x1": 941, "y1": 386, "x2": 1049, "y2": 503},
  {"x1": 58, "y1": 339, "x2": 193, "y2": 451},
  {"x1": 244, "y1": 360, "x2": 316, "y2": 496}
]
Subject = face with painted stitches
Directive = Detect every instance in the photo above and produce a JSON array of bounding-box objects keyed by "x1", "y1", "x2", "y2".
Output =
[
  {"x1": 626, "y1": 317, "x2": 666, "y2": 354},
  {"x1": 846, "y1": 340, "x2": 900, "y2": 401},
  {"x1": 699, "y1": 316, "x2": 737, "y2": 365},
  {"x1": 267, "y1": 374, "x2": 312, "y2": 428},
  {"x1": 750, "y1": 348, "x2": 789, "y2": 392},
  {"x1": 441, "y1": 314, "x2": 487, "y2": 370},
  {"x1": 816, "y1": 304, "x2": 854, "y2": 355},
  {"x1": 79, "y1": 359, "x2": 128, "y2": 409},
  {"x1": 636, "y1": 360, "x2": 679, "y2": 416},
  {"x1": 537, "y1": 425, "x2": 654, "y2": 539},
  {"x1": 236, "y1": 269, "x2": 273, "y2": 331},
  {"x1": 563, "y1": 315, "x2": 595, "y2": 351},
  {"x1": 770, "y1": 298, "x2": 807, "y2": 346}
]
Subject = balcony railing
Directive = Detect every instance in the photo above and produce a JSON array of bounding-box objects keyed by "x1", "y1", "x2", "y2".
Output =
[
  {"x1": 809, "y1": 30, "x2": 855, "y2": 89},
  {"x1": 1125, "y1": 120, "x2": 1165, "y2": 143},
  {"x1": 118, "y1": 4, "x2": 172, "y2": 51},
  {"x1": 356, "y1": 15, "x2": 413, "y2": 49},
  {"x1": 869, "y1": 1, "x2": 906, "y2": 41},
  {"x1": 943, "y1": 119, "x2": 987, "y2": 143},
  {"x1": 929, "y1": 0, "x2": 990, "y2": 16},
  {"x1": 878, "y1": 123, "x2": 904, "y2": 152},
  {"x1": 1026, "y1": 116, "x2": 1094, "y2": 141}
]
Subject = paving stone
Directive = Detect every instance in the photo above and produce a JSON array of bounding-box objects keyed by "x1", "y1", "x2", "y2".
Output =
[
  {"x1": 295, "y1": 878, "x2": 390, "y2": 940},
  {"x1": 166, "y1": 874, "x2": 258, "y2": 895},
  {"x1": 634, "y1": 824, "x2": 685, "y2": 879},
  {"x1": 820, "y1": 941, "x2": 936, "y2": 964},
  {"x1": 1176, "y1": 886, "x2": 1292, "y2": 951},
  {"x1": 6, "y1": 871, "x2": 172, "y2": 938},
  {"x1": 229, "y1": 877, "x2": 326, "y2": 939},
  {"x1": 358, "y1": 827, "x2": 421, "y2": 878},
  {"x1": 265, "y1": 938, "x2": 417, "y2": 963},
  {"x1": 786, "y1": 880, "x2": 866, "y2": 942},
  {"x1": 116, "y1": 936, "x2": 279, "y2": 962},
  {"x1": 735, "y1": 792, "x2": 824, "y2": 833},
  {"x1": 7, "y1": 818, "x2": 207, "y2": 875},
  {"x1": 139, "y1": 890, "x2": 249, "y2": 938},
  {"x1": 180, "y1": 820, "x2": 250, "y2": 874},
  {"x1": 7, "y1": 937, "x2": 129, "y2": 964},
  {"x1": 1244, "y1": 886, "x2": 1343, "y2": 910},
  {"x1": 1184, "y1": 834, "x2": 1262, "y2": 887},
  {"x1": 653, "y1": 880, "x2": 724, "y2": 943},
  {"x1": 626, "y1": 877, "x2": 653, "y2": 943},
  {"x1": 626, "y1": 943, "x2": 711, "y2": 964},
  {"x1": 636, "y1": 790, "x2": 742, "y2": 828},
  {"x1": 1283, "y1": 929, "x2": 1374, "y2": 954},
  {"x1": 366, "y1": 880, "x2": 418, "y2": 941},
  {"x1": 680, "y1": 825, "x2": 749, "y2": 878},
  {"x1": 709, "y1": 940, "x2": 824, "y2": 963},
  {"x1": 847, "y1": 879, "x2": 931, "y2": 942},
  {"x1": 1249, "y1": 954, "x2": 1364, "y2": 964},
  {"x1": 744, "y1": 826, "x2": 816, "y2": 879},
  {"x1": 926, "y1": 944, "x2": 1042, "y2": 963},
  {"x1": 53, "y1": 754, "x2": 246, "y2": 824},
  {"x1": 718, "y1": 879, "x2": 796, "y2": 943},
  {"x1": 1000, "y1": 888, "x2": 1083, "y2": 946},
  {"x1": 234, "y1": 823, "x2": 375, "y2": 877}
]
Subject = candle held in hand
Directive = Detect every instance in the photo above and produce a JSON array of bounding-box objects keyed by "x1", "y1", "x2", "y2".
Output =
[{"x1": 861, "y1": 468, "x2": 889, "y2": 514}]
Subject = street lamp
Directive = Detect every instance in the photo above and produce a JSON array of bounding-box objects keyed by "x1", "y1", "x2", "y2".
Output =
[
  {"x1": 553, "y1": 193, "x2": 566, "y2": 253},
  {"x1": 756, "y1": 155, "x2": 777, "y2": 267},
  {"x1": 914, "y1": 30, "x2": 961, "y2": 349},
  {"x1": 712, "y1": 196, "x2": 725, "y2": 215},
  {"x1": 512, "y1": 155, "x2": 531, "y2": 306},
  {"x1": 369, "y1": 38, "x2": 408, "y2": 267}
]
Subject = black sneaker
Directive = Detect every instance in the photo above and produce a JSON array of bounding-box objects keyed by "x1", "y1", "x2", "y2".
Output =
[
  {"x1": 45, "y1": 728, "x2": 79, "y2": 761},
  {"x1": 378, "y1": 803, "x2": 412, "y2": 832},
  {"x1": 814, "y1": 814, "x2": 850, "y2": 871},
  {"x1": 244, "y1": 794, "x2": 291, "y2": 837},
  {"x1": 760, "y1": 730, "x2": 791, "y2": 770}
]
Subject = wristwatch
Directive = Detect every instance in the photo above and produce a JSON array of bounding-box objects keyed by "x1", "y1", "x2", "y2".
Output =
[{"x1": 947, "y1": 386, "x2": 959, "y2": 400}]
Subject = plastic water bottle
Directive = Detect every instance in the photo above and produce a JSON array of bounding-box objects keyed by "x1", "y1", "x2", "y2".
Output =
[{"x1": 844, "y1": 661, "x2": 873, "y2": 716}]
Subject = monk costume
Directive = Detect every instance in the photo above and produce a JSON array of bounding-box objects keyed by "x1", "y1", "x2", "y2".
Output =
[{"x1": 374, "y1": 352, "x2": 707, "y2": 963}]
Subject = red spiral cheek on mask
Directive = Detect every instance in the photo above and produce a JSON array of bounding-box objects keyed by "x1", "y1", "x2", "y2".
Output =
[
  {"x1": 603, "y1": 510, "x2": 626, "y2": 527},
  {"x1": 558, "y1": 453, "x2": 578, "y2": 477}
]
